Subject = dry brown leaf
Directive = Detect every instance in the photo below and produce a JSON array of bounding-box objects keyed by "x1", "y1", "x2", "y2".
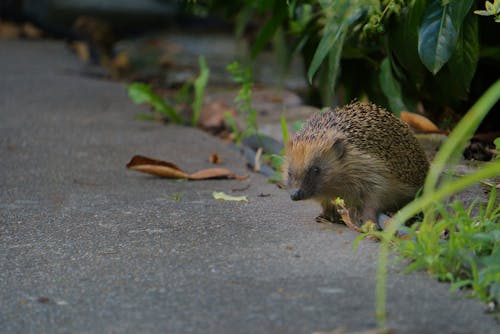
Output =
[
  {"x1": 111, "y1": 52, "x2": 130, "y2": 73},
  {"x1": 71, "y1": 41, "x2": 91, "y2": 62},
  {"x1": 126, "y1": 155, "x2": 247, "y2": 180},
  {"x1": 22, "y1": 23, "x2": 43, "y2": 39},
  {"x1": 0, "y1": 21, "x2": 21, "y2": 39},
  {"x1": 189, "y1": 168, "x2": 246, "y2": 180},
  {"x1": 127, "y1": 155, "x2": 189, "y2": 178},
  {"x1": 199, "y1": 101, "x2": 236, "y2": 132},
  {"x1": 401, "y1": 111, "x2": 440, "y2": 133},
  {"x1": 209, "y1": 152, "x2": 221, "y2": 164}
]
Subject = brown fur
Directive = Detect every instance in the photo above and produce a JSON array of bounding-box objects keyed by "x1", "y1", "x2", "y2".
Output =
[{"x1": 284, "y1": 102, "x2": 429, "y2": 225}]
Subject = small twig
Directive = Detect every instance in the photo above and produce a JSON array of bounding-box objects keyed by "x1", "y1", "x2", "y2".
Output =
[{"x1": 254, "y1": 147, "x2": 263, "y2": 172}]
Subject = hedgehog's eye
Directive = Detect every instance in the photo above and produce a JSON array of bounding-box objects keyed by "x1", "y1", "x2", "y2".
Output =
[{"x1": 312, "y1": 166, "x2": 321, "y2": 175}]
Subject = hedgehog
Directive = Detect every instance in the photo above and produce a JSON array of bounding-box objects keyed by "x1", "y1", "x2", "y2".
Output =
[{"x1": 283, "y1": 102, "x2": 429, "y2": 226}]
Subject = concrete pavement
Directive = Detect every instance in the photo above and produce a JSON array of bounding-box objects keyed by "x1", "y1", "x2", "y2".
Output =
[{"x1": 0, "y1": 40, "x2": 498, "y2": 333}]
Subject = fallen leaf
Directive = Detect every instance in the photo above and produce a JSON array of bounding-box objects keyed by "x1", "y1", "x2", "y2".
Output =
[
  {"x1": 126, "y1": 155, "x2": 247, "y2": 180},
  {"x1": 0, "y1": 21, "x2": 21, "y2": 39},
  {"x1": 209, "y1": 152, "x2": 221, "y2": 164},
  {"x1": 22, "y1": 23, "x2": 43, "y2": 39},
  {"x1": 199, "y1": 100, "x2": 236, "y2": 132},
  {"x1": 212, "y1": 191, "x2": 248, "y2": 202},
  {"x1": 37, "y1": 296, "x2": 50, "y2": 303},
  {"x1": 127, "y1": 155, "x2": 189, "y2": 178},
  {"x1": 70, "y1": 41, "x2": 91, "y2": 62},
  {"x1": 110, "y1": 51, "x2": 131, "y2": 77},
  {"x1": 189, "y1": 168, "x2": 245, "y2": 180},
  {"x1": 401, "y1": 111, "x2": 440, "y2": 133}
]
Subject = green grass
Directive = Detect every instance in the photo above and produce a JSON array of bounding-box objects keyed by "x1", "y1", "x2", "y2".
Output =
[
  {"x1": 365, "y1": 79, "x2": 500, "y2": 331},
  {"x1": 127, "y1": 55, "x2": 209, "y2": 126},
  {"x1": 397, "y1": 188, "x2": 500, "y2": 303},
  {"x1": 226, "y1": 61, "x2": 258, "y2": 143},
  {"x1": 192, "y1": 56, "x2": 210, "y2": 126}
]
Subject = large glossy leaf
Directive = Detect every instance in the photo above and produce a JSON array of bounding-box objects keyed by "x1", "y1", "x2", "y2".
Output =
[
  {"x1": 379, "y1": 58, "x2": 407, "y2": 116},
  {"x1": 426, "y1": 11, "x2": 479, "y2": 104},
  {"x1": 418, "y1": 0, "x2": 459, "y2": 74}
]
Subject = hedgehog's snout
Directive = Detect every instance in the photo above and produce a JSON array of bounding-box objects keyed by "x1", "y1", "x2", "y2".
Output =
[{"x1": 290, "y1": 189, "x2": 305, "y2": 201}]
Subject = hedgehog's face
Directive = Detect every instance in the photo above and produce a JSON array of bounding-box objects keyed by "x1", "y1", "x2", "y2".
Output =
[{"x1": 284, "y1": 139, "x2": 345, "y2": 201}]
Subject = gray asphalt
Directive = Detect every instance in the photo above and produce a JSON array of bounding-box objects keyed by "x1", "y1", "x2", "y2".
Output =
[{"x1": 0, "y1": 40, "x2": 498, "y2": 334}]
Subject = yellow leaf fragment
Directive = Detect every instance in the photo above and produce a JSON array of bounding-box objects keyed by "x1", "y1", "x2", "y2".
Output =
[{"x1": 212, "y1": 191, "x2": 248, "y2": 202}]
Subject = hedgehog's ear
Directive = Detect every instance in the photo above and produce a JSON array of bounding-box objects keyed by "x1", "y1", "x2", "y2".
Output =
[{"x1": 332, "y1": 139, "x2": 344, "y2": 158}]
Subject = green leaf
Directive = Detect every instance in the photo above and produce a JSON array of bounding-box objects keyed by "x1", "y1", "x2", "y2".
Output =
[
  {"x1": 307, "y1": 3, "x2": 364, "y2": 83},
  {"x1": 388, "y1": 0, "x2": 428, "y2": 88},
  {"x1": 448, "y1": 0, "x2": 474, "y2": 28},
  {"x1": 494, "y1": 137, "x2": 500, "y2": 150},
  {"x1": 192, "y1": 56, "x2": 210, "y2": 127},
  {"x1": 378, "y1": 57, "x2": 407, "y2": 115},
  {"x1": 127, "y1": 83, "x2": 183, "y2": 123},
  {"x1": 307, "y1": 23, "x2": 341, "y2": 84},
  {"x1": 317, "y1": 30, "x2": 347, "y2": 105},
  {"x1": 423, "y1": 9, "x2": 479, "y2": 104},
  {"x1": 445, "y1": 11, "x2": 479, "y2": 98},
  {"x1": 280, "y1": 113, "x2": 289, "y2": 144},
  {"x1": 250, "y1": 1, "x2": 288, "y2": 58},
  {"x1": 418, "y1": 0, "x2": 459, "y2": 74}
]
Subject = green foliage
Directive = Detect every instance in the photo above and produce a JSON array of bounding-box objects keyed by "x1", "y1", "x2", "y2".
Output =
[
  {"x1": 169, "y1": 192, "x2": 184, "y2": 201},
  {"x1": 378, "y1": 57, "x2": 407, "y2": 116},
  {"x1": 495, "y1": 138, "x2": 500, "y2": 160},
  {"x1": 367, "y1": 79, "x2": 500, "y2": 331},
  {"x1": 251, "y1": 1, "x2": 288, "y2": 58},
  {"x1": 192, "y1": 56, "x2": 210, "y2": 126},
  {"x1": 280, "y1": 112, "x2": 289, "y2": 144},
  {"x1": 127, "y1": 55, "x2": 210, "y2": 126},
  {"x1": 185, "y1": 1, "x2": 497, "y2": 113},
  {"x1": 127, "y1": 83, "x2": 183, "y2": 123},
  {"x1": 203, "y1": 0, "x2": 489, "y2": 112},
  {"x1": 226, "y1": 61, "x2": 259, "y2": 142},
  {"x1": 397, "y1": 190, "x2": 500, "y2": 303},
  {"x1": 474, "y1": 0, "x2": 500, "y2": 22},
  {"x1": 266, "y1": 153, "x2": 286, "y2": 184}
]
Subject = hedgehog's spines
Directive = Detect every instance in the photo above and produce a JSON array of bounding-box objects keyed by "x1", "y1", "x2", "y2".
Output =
[{"x1": 285, "y1": 101, "x2": 429, "y2": 225}]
